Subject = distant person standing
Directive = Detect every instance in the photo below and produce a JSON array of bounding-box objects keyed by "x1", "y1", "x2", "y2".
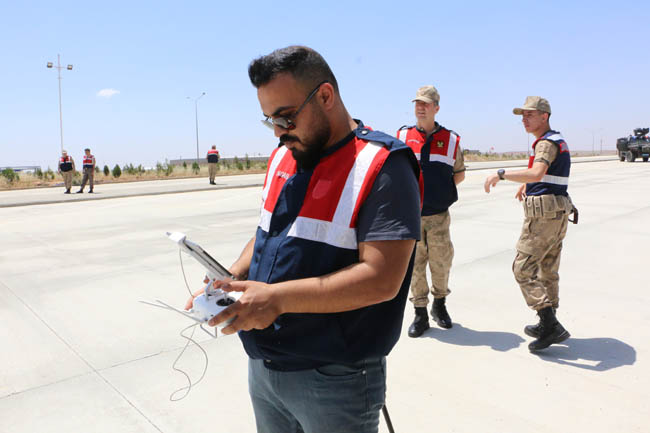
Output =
[
  {"x1": 206, "y1": 145, "x2": 220, "y2": 185},
  {"x1": 484, "y1": 96, "x2": 575, "y2": 352},
  {"x1": 77, "y1": 148, "x2": 95, "y2": 193},
  {"x1": 58, "y1": 150, "x2": 76, "y2": 194},
  {"x1": 397, "y1": 85, "x2": 466, "y2": 338}
]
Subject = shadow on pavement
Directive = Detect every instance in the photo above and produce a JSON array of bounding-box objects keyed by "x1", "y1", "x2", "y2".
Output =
[
  {"x1": 534, "y1": 337, "x2": 636, "y2": 371},
  {"x1": 423, "y1": 322, "x2": 525, "y2": 352}
]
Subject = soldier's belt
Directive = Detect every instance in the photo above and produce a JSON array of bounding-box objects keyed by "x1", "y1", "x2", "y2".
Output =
[{"x1": 523, "y1": 194, "x2": 573, "y2": 219}]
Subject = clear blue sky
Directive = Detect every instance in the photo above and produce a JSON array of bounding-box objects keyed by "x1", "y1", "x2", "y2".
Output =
[{"x1": 1, "y1": 0, "x2": 648, "y2": 170}]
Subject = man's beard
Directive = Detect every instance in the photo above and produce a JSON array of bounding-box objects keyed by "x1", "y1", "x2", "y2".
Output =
[{"x1": 280, "y1": 113, "x2": 330, "y2": 170}]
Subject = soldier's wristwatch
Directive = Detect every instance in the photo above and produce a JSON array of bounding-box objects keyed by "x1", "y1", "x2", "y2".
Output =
[{"x1": 497, "y1": 169, "x2": 505, "y2": 180}]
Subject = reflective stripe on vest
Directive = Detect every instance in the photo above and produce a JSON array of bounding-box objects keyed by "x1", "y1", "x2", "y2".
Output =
[
  {"x1": 259, "y1": 140, "x2": 388, "y2": 249},
  {"x1": 83, "y1": 155, "x2": 94, "y2": 166}
]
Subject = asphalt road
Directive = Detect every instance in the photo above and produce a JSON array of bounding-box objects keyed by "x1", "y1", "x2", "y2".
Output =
[{"x1": 1, "y1": 156, "x2": 648, "y2": 433}]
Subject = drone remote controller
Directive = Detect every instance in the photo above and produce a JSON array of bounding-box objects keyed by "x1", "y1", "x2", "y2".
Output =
[{"x1": 140, "y1": 232, "x2": 240, "y2": 337}]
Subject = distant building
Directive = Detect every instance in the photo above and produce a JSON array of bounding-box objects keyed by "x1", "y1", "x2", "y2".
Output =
[{"x1": 0, "y1": 165, "x2": 41, "y2": 173}]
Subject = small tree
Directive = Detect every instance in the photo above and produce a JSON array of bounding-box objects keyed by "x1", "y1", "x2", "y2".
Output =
[
  {"x1": 182, "y1": 161, "x2": 187, "y2": 170},
  {"x1": 245, "y1": 153, "x2": 251, "y2": 169},
  {"x1": 112, "y1": 164, "x2": 122, "y2": 178},
  {"x1": 103, "y1": 165, "x2": 110, "y2": 176},
  {"x1": 191, "y1": 162, "x2": 200, "y2": 174},
  {"x1": 94, "y1": 166, "x2": 100, "y2": 174},
  {"x1": 35, "y1": 168, "x2": 44, "y2": 179},
  {"x1": 1, "y1": 168, "x2": 19, "y2": 183}
]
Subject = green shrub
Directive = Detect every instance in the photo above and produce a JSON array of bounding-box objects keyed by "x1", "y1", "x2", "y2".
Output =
[
  {"x1": 112, "y1": 164, "x2": 122, "y2": 178},
  {"x1": 35, "y1": 168, "x2": 43, "y2": 179},
  {"x1": 245, "y1": 154, "x2": 251, "y2": 169},
  {"x1": 1, "y1": 168, "x2": 19, "y2": 183},
  {"x1": 45, "y1": 168, "x2": 55, "y2": 180},
  {"x1": 191, "y1": 162, "x2": 200, "y2": 174},
  {"x1": 103, "y1": 165, "x2": 110, "y2": 176},
  {"x1": 182, "y1": 161, "x2": 187, "y2": 169}
]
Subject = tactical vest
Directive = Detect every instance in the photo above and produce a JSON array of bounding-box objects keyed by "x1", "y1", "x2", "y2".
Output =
[
  {"x1": 207, "y1": 149, "x2": 220, "y2": 163},
  {"x1": 59, "y1": 157, "x2": 73, "y2": 172},
  {"x1": 82, "y1": 155, "x2": 94, "y2": 168},
  {"x1": 526, "y1": 130, "x2": 570, "y2": 197},
  {"x1": 397, "y1": 124, "x2": 460, "y2": 215},
  {"x1": 239, "y1": 124, "x2": 421, "y2": 371}
]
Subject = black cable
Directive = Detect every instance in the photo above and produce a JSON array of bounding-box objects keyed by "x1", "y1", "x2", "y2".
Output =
[{"x1": 382, "y1": 404, "x2": 395, "y2": 433}]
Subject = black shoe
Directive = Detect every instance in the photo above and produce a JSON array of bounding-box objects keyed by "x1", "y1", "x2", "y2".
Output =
[
  {"x1": 64, "y1": 189, "x2": 71, "y2": 194},
  {"x1": 76, "y1": 190, "x2": 83, "y2": 193},
  {"x1": 431, "y1": 297, "x2": 453, "y2": 329},
  {"x1": 524, "y1": 308, "x2": 556, "y2": 338},
  {"x1": 88, "y1": 189, "x2": 93, "y2": 193},
  {"x1": 408, "y1": 307, "x2": 430, "y2": 338},
  {"x1": 210, "y1": 181, "x2": 216, "y2": 185},
  {"x1": 528, "y1": 307, "x2": 570, "y2": 352}
]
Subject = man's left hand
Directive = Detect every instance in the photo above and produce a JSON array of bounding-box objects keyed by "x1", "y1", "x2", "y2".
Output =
[
  {"x1": 208, "y1": 280, "x2": 282, "y2": 335},
  {"x1": 484, "y1": 174, "x2": 500, "y2": 193}
]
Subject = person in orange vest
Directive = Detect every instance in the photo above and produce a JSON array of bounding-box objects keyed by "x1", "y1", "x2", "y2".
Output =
[
  {"x1": 397, "y1": 85, "x2": 466, "y2": 338},
  {"x1": 77, "y1": 148, "x2": 95, "y2": 193},
  {"x1": 206, "y1": 145, "x2": 220, "y2": 185},
  {"x1": 57, "y1": 149, "x2": 76, "y2": 194}
]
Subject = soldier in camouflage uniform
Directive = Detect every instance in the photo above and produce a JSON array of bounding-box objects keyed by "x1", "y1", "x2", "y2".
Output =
[
  {"x1": 485, "y1": 96, "x2": 575, "y2": 352},
  {"x1": 397, "y1": 85, "x2": 466, "y2": 337}
]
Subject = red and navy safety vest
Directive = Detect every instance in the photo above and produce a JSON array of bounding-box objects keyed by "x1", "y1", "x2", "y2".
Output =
[
  {"x1": 397, "y1": 124, "x2": 461, "y2": 215},
  {"x1": 207, "y1": 149, "x2": 220, "y2": 163},
  {"x1": 526, "y1": 130, "x2": 570, "y2": 197},
  {"x1": 239, "y1": 123, "x2": 421, "y2": 371},
  {"x1": 59, "y1": 156, "x2": 73, "y2": 172},
  {"x1": 82, "y1": 154, "x2": 94, "y2": 168}
]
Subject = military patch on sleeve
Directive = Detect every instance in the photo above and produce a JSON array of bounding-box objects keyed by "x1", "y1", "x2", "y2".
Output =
[{"x1": 437, "y1": 141, "x2": 444, "y2": 148}]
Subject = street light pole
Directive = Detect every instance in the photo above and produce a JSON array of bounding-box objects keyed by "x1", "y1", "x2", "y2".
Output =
[
  {"x1": 188, "y1": 92, "x2": 206, "y2": 165},
  {"x1": 46, "y1": 54, "x2": 73, "y2": 153}
]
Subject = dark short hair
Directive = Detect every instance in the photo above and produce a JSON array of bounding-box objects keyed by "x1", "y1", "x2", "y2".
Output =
[
  {"x1": 84, "y1": 148, "x2": 90, "y2": 152},
  {"x1": 248, "y1": 45, "x2": 338, "y2": 92}
]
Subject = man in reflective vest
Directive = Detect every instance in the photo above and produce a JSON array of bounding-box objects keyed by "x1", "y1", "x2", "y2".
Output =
[
  {"x1": 186, "y1": 46, "x2": 421, "y2": 433},
  {"x1": 206, "y1": 145, "x2": 220, "y2": 185},
  {"x1": 484, "y1": 96, "x2": 573, "y2": 352},
  {"x1": 397, "y1": 85, "x2": 466, "y2": 338},
  {"x1": 77, "y1": 148, "x2": 95, "y2": 193},
  {"x1": 57, "y1": 150, "x2": 75, "y2": 194}
]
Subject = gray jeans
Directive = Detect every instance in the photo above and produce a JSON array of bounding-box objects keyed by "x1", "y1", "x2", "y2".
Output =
[{"x1": 248, "y1": 357, "x2": 386, "y2": 433}]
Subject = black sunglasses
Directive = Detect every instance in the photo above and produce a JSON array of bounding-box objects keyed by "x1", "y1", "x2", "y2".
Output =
[{"x1": 261, "y1": 80, "x2": 329, "y2": 131}]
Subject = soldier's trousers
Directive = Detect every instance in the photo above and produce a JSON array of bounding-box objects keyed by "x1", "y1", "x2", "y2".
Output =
[
  {"x1": 512, "y1": 214, "x2": 568, "y2": 311},
  {"x1": 410, "y1": 210, "x2": 454, "y2": 307},
  {"x1": 62, "y1": 171, "x2": 73, "y2": 190},
  {"x1": 208, "y1": 163, "x2": 218, "y2": 182},
  {"x1": 80, "y1": 167, "x2": 94, "y2": 190}
]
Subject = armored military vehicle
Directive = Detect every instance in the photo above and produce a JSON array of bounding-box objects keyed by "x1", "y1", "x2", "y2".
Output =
[{"x1": 617, "y1": 128, "x2": 650, "y2": 162}]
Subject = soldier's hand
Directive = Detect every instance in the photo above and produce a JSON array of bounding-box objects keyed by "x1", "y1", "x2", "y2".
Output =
[
  {"x1": 484, "y1": 174, "x2": 500, "y2": 193},
  {"x1": 515, "y1": 184, "x2": 527, "y2": 201}
]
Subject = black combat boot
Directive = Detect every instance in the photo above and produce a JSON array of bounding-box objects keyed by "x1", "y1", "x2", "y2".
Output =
[
  {"x1": 431, "y1": 297, "x2": 453, "y2": 329},
  {"x1": 528, "y1": 307, "x2": 570, "y2": 352},
  {"x1": 524, "y1": 308, "x2": 556, "y2": 338},
  {"x1": 76, "y1": 189, "x2": 83, "y2": 193},
  {"x1": 408, "y1": 307, "x2": 430, "y2": 338},
  {"x1": 65, "y1": 188, "x2": 70, "y2": 194},
  {"x1": 88, "y1": 189, "x2": 93, "y2": 193}
]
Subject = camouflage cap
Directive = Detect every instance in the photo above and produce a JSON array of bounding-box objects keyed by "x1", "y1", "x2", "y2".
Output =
[
  {"x1": 513, "y1": 96, "x2": 551, "y2": 115},
  {"x1": 412, "y1": 85, "x2": 440, "y2": 104}
]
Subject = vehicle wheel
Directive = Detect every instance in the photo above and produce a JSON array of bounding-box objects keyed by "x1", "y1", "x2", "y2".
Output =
[
  {"x1": 626, "y1": 152, "x2": 636, "y2": 162},
  {"x1": 643, "y1": 157, "x2": 649, "y2": 162},
  {"x1": 619, "y1": 152, "x2": 626, "y2": 161}
]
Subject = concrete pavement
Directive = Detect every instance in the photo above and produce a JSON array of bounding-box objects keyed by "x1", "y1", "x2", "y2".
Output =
[{"x1": 1, "y1": 156, "x2": 648, "y2": 433}]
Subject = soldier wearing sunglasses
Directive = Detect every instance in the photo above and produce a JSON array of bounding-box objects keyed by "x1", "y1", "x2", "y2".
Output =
[{"x1": 188, "y1": 46, "x2": 422, "y2": 433}]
